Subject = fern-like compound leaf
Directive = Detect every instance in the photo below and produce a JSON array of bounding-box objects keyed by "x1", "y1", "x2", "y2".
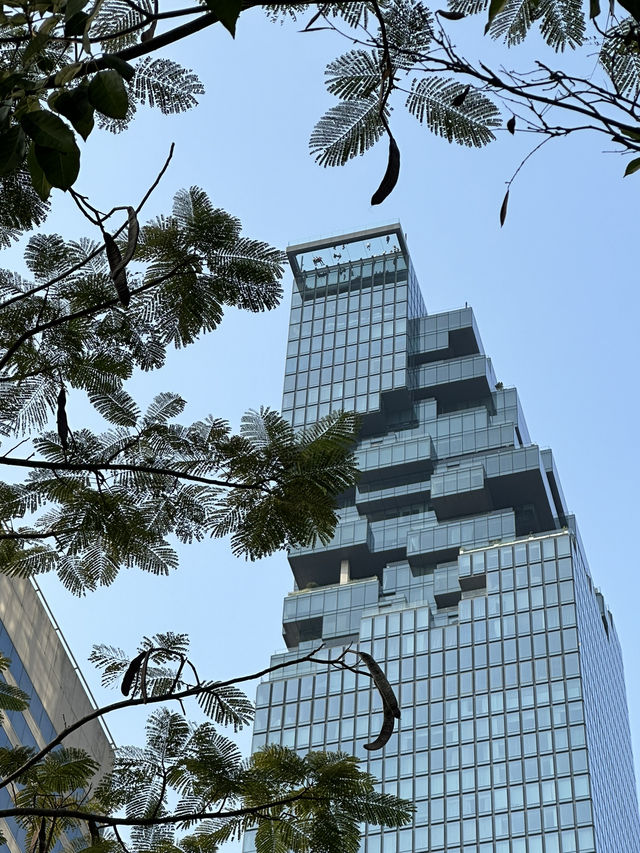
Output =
[
  {"x1": 600, "y1": 20, "x2": 640, "y2": 95},
  {"x1": 134, "y1": 58, "x2": 205, "y2": 114},
  {"x1": 310, "y1": 97, "x2": 389, "y2": 167},
  {"x1": 325, "y1": 50, "x2": 383, "y2": 101},
  {"x1": 488, "y1": 0, "x2": 584, "y2": 46},
  {"x1": 405, "y1": 77, "x2": 500, "y2": 146}
]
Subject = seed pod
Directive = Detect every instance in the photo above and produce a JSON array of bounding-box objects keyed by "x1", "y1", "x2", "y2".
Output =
[
  {"x1": 500, "y1": 189, "x2": 509, "y2": 227},
  {"x1": 358, "y1": 651, "x2": 401, "y2": 718},
  {"x1": 88, "y1": 818, "x2": 99, "y2": 844},
  {"x1": 437, "y1": 9, "x2": 466, "y2": 18},
  {"x1": 115, "y1": 207, "x2": 139, "y2": 273},
  {"x1": 507, "y1": 116, "x2": 516, "y2": 134},
  {"x1": 121, "y1": 650, "x2": 146, "y2": 696},
  {"x1": 141, "y1": 21, "x2": 157, "y2": 40},
  {"x1": 56, "y1": 387, "x2": 69, "y2": 452},
  {"x1": 104, "y1": 232, "x2": 131, "y2": 307},
  {"x1": 452, "y1": 85, "x2": 471, "y2": 107},
  {"x1": 364, "y1": 705, "x2": 396, "y2": 751},
  {"x1": 371, "y1": 134, "x2": 400, "y2": 206}
]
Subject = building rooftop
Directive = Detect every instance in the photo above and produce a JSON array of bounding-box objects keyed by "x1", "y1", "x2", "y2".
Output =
[{"x1": 287, "y1": 223, "x2": 410, "y2": 282}]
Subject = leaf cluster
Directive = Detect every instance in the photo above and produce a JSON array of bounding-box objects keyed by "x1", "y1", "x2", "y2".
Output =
[
  {"x1": 0, "y1": 730, "x2": 110, "y2": 852},
  {"x1": 309, "y1": 0, "x2": 501, "y2": 177},
  {"x1": 95, "y1": 716, "x2": 412, "y2": 853},
  {"x1": 0, "y1": 187, "x2": 361, "y2": 592},
  {"x1": 0, "y1": 399, "x2": 358, "y2": 592},
  {"x1": 274, "y1": 0, "x2": 640, "y2": 192},
  {"x1": 0, "y1": 0, "x2": 205, "y2": 211}
]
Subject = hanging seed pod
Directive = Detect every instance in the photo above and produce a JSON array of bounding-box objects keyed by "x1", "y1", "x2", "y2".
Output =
[
  {"x1": 359, "y1": 649, "x2": 400, "y2": 751},
  {"x1": 452, "y1": 85, "x2": 471, "y2": 107},
  {"x1": 104, "y1": 232, "x2": 131, "y2": 307},
  {"x1": 371, "y1": 134, "x2": 400, "y2": 206},
  {"x1": 500, "y1": 189, "x2": 510, "y2": 227},
  {"x1": 364, "y1": 705, "x2": 396, "y2": 751},
  {"x1": 88, "y1": 819, "x2": 99, "y2": 844},
  {"x1": 121, "y1": 650, "x2": 147, "y2": 696},
  {"x1": 56, "y1": 387, "x2": 69, "y2": 452},
  {"x1": 114, "y1": 207, "x2": 139, "y2": 274},
  {"x1": 358, "y1": 651, "x2": 401, "y2": 717},
  {"x1": 105, "y1": 208, "x2": 139, "y2": 307},
  {"x1": 141, "y1": 21, "x2": 157, "y2": 40}
]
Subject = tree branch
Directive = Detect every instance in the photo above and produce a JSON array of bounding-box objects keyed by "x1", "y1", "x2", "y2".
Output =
[
  {"x1": 0, "y1": 646, "x2": 326, "y2": 791},
  {"x1": 0, "y1": 790, "x2": 318, "y2": 829},
  {"x1": 0, "y1": 455, "x2": 271, "y2": 491},
  {"x1": 0, "y1": 261, "x2": 188, "y2": 372},
  {"x1": 0, "y1": 143, "x2": 175, "y2": 315}
]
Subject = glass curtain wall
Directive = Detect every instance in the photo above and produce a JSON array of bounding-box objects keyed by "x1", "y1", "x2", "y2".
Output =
[{"x1": 243, "y1": 225, "x2": 640, "y2": 853}]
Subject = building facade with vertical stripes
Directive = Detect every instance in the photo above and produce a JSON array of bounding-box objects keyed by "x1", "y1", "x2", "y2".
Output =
[{"x1": 0, "y1": 576, "x2": 113, "y2": 852}]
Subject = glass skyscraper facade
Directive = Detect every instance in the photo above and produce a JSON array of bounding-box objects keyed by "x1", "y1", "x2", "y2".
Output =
[{"x1": 242, "y1": 224, "x2": 640, "y2": 853}]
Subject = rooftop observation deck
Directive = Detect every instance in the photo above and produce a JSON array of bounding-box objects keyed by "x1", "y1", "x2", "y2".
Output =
[{"x1": 287, "y1": 223, "x2": 410, "y2": 287}]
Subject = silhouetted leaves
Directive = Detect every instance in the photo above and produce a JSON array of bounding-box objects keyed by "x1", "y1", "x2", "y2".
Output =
[{"x1": 88, "y1": 70, "x2": 129, "y2": 119}]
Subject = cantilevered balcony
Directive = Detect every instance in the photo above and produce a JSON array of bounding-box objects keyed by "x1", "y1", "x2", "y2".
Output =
[
  {"x1": 288, "y1": 518, "x2": 375, "y2": 589},
  {"x1": 430, "y1": 445, "x2": 557, "y2": 533},
  {"x1": 433, "y1": 563, "x2": 463, "y2": 608},
  {"x1": 355, "y1": 435, "x2": 434, "y2": 486},
  {"x1": 411, "y1": 308, "x2": 483, "y2": 365},
  {"x1": 355, "y1": 479, "x2": 431, "y2": 516},
  {"x1": 541, "y1": 448, "x2": 569, "y2": 525},
  {"x1": 413, "y1": 355, "x2": 496, "y2": 406},
  {"x1": 430, "y1": 465, "x2": 492, "y2": 519},
  {"x1": 282, "y1": 578, "x2": 379, "y2": 648},
  {"x1": 407, "y1": 510, "x2": 516, "y2": 568}
]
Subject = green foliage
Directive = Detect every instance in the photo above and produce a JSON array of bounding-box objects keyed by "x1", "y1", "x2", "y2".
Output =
[
  {"x1": 325, "y1": 50, "x2": 383, "y2": 101},
  {"x1": 0, "y1": 402, "x2": 357, "y2": 592},
  {"x1": 0, "y1": 168, "x2": 50, "y2": 247},
  {"x1": 0, "y1": 0, "x2": 205, "y2": 207},
  {"x1": 0, "y1": 637, "x2": 409, "y2": 852},
  {"x1": 599, "y1": 19, "x2": 640, "y2": 96},
  {"x1": 4, "y1": 744, "x2": 107, "y2": 852},
  {"x1": 92, "y1": 0, "x2": 154, "y2": 50},
  {"x1": 310, "y1": 0, "x2": 499, "y2": 176},
  {"x1": 0, "y1": 655, "x2": 30, "y2": 721},
  {"x1": 0, "y1": 188, "x2": 359, "y2": 592},
  {"x1": 0, "y1": 0, "x2": 638, "y2": 210},
  {"x1": 280, "y1": 0, "x2": 640, "y2": 191},
  {"x1": 383, "y1": 0, "x2": 434, "y2": 62},
  {"x1": 97, "y1": 712, "x2": 412, "y2": 853},
  {"x1": 485, "y1": 0, "x2": 585, "y2": 48},
  {"x1": 209, "y1": 408, "x2": 359, "y2": 559},
  {"x1": 133, "y1": 59, "x2": 205, "y2": 115},
  {"x1": 310, "y1": 97, "x2": 389, "y2": 167}
]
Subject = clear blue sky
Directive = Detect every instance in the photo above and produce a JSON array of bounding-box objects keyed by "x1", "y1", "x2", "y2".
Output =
[{"x1": 5, "y1": 3, "x2": 640, "y2": 828}]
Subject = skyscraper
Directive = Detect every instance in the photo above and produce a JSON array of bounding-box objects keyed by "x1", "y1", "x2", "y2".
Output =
[
  {"x1": 243, "y1": 224, "x2": 640, "y2": 853},
  {"x1": 0, "y1": 576, "x2": 113, "y2": 852}
]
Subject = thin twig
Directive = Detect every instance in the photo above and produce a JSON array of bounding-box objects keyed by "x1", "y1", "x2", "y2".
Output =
[{"x1": 0, "y1": 144, "x2": 175, "y2": 314}]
